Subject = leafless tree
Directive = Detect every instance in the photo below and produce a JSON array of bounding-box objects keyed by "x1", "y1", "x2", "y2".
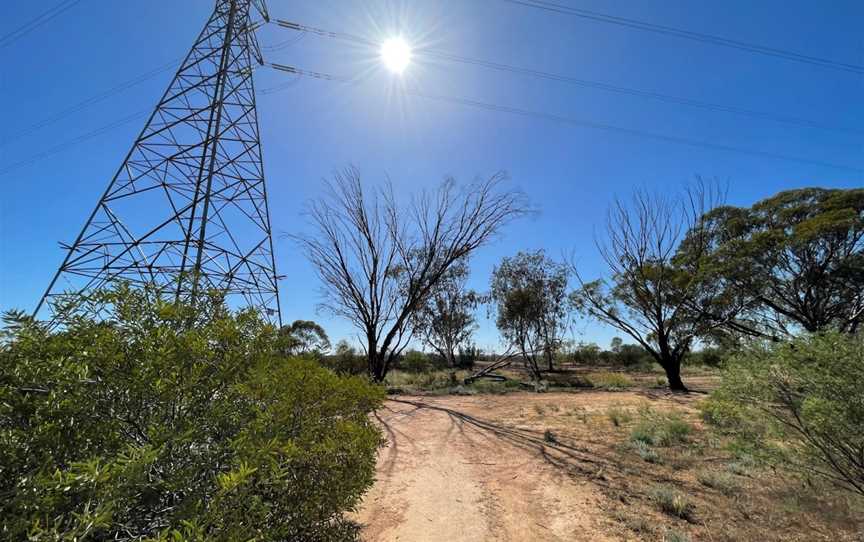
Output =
[
  {"x1": 570, "y1": 180, "x2": 741, "y2": 391},
  {"x1": 293, "y1": 168, "x2": 529, "y2": 381}
]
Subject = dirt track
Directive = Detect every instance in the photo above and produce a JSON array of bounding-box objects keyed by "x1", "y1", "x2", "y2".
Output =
[{"x1": 355, "y1": 395, "x2": 616, "y2": 542}]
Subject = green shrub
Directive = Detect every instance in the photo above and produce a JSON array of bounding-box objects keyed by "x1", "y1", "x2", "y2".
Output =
[
  {"x1": 650, "y1": 485, "x2": 695, "y2": 521},
  {"x1": 472, "y1": 379, "x2": 509, "y2": 394},
  {"x1": 399, "y1": 349, "x2": 431, "y2": 372},
  {"x1": 696, "y1": 469, "x2": 739, "y2": 495},
  {"x1": 617, "y1": 513, "x2": 652, "y2": 534},
  {"x1": 630, "y1": 410, "x2": 692, "y2": 447},
  {"x1": 606, "y1": 405, "x2": 633, "y2": 427},
  {"x1": 725, "y1": 454, "x2": 757, "y2": 477},
  {"x1": 457, "y1": 345, "x2": 480, "y2": 369},
  {"x1": 664, "y1": 529, "x2": 691, "y2": 542},
  {"x1": 586, "y1": 371, "x2": 634, "y2": 390},
  {"x1": 615, "y1": 343, "x2": 654, "y2": 367},
  {"x1": 632, "y1": 440, "x2": 661, "y2": 463},
  {"x1": 449, "y1": 385, "x2": 477, "y2": 396},
  {"x1": 385, "y1": 369, "x2": 458, "y2": 391},
  {"x1": 544, "y1": 371, "x2": 591, "y2": 388},
  {"x1": 701, "y1": 332, "x2": 864, "y2": 496},
  {"x1": 0, "y1": 287, "x2": 384, "y2": 541},
  {"x1": 684, "y1": 347, "x2": 723, "y2": 367},
  {"x1": 322, "y1": 339, "x2": 368, "y2": 375}
]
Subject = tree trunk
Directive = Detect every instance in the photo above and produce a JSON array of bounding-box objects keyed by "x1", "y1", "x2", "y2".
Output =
[
  {"x1": 370, "y1": 356, "x2": 387, "y2": 382},
  {"x1": 662, "y1": 361, "x2": 688, "y2": 392},
  {"x1": 368, "y1": 347, "x2": 388, "y2": 382},
  {"x1": 526, "y1": 355, "x2": 542, "y2": 382}
]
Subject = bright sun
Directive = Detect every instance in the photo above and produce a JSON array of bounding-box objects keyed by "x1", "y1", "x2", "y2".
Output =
[{"x1": 380, "y1": 37, "x2": 412, "y2": 74}]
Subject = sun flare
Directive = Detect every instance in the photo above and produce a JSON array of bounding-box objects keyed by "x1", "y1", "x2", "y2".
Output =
[{"x1": 380, "y1": 37, "x2": 412, "y2": 74}]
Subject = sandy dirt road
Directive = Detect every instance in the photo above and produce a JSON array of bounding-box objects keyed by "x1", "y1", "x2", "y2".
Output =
[{"x1": 354, "y1": 395, "x2": 617, "y2": 542}]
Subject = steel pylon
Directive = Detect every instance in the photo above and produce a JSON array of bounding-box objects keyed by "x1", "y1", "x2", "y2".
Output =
[{"x1": 36, "y1": 0, "x2": 281, "y2": 324}]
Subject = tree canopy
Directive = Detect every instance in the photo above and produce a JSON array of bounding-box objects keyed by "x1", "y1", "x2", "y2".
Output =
[
  {"x1": 278, "y1": 319, "x2": 331, "y2": 356},
  {"x1": 571, "y1": 184, "x2": 738, "y2": 391},
  {"x1": 491, "y1": 250, "x2": 570, "y2": 379},
  {"x1": 411, "y1": 258, "x2": 480, "y2": 368},
  {"x1": 694, "y1": 187, "x2": 864, "y2": 336}
]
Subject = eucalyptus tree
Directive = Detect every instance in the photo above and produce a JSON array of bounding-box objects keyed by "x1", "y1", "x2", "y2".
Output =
[
  {"x1": 571, "y1": 183, "x2": 740, "y2": 391},
  {"x1": 689, "y1": 188, "x2": 864, "y2": 336},
  {"x1": 491, "y1": 250, "x2": 570, "y2": 379},
  {"x1": 411, "y1": 258, "x2": 481, "y2": 368},
  {"x1": 294, "y1": 168, "x2": 529, "y2": 381},
  {"x1": 278, "y1": 320, "x2": 331, "y2": 356}
]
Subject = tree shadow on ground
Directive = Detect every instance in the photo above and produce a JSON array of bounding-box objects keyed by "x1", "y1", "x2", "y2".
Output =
[{"x1": 389, "y1": 395, "x2": 704, "y2": 503}]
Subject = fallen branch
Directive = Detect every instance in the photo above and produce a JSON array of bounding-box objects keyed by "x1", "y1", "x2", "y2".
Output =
[{"x1": 464, "y1": 346, "x2": 543, "y2": 384}]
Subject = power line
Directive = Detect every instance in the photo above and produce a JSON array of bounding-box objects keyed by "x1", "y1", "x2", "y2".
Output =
[
  {"x1": 272, "y1": 19, "x2": 860, "y2": 135},
  {"x1": 3, "y1": 29, "x2": 308, "y2": 147},
  {"x1": 1, "y1": 59, "x2": 180, "y2": 148},
  {"x1": 3, "y1": 28, "x2": 311, "y2": 146},
  {"x1": 269, "y1": 62, "x2": 351, "y2": 82},
  {"x1": 423, "y1": 50, "x2": 861, "y2": 135},
  {"x1": 7, "y1": 39, "x2": 858, "y2": 179},
  {"x1": 0, "y1": 0, "x2": 83, "y2": 49},
  {"x1": 265, "y1": 63, "x2": 862, "y2": 174},
  {"x1": 0, "y1": 111, "x2": 148, "y2": 177},
  {"x1": 1, "y1": 64, "x2": 281, "y2": 174},
  {"x1": 261, "y1": 30, "x2": 307, "y2": 52},
  {"x1": 496, "y1": 0, "x2": 864, "y2": 75},
  {"x1": 405, "y1": 90, "x2": 861, "y2": 172},
  {"x1": 258, "y1": 72, "x2": 303, "y2": 94}
]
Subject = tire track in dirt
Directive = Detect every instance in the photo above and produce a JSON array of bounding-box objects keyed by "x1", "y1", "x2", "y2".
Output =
[{"x1": 355, "y1": 396, "x2": 614, "y2": 541}]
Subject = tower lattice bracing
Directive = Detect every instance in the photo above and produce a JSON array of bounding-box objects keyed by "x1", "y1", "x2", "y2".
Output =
[{"x1": 36, "y1": 0, "x2": 281, "y2": 324}]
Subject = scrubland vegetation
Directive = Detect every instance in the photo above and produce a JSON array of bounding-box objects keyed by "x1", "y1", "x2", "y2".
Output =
[
  {"x1": 1, "y1": 288, "x2": 383, "y2": 541},
  {"x1": 2, "y1": 182, "x2": 862, "y2": 540}
]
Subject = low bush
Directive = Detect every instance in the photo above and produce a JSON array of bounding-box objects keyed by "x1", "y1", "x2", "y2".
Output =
[
  {"x1": 615, "y1": 343, "x2": 654, "y2": 367},
  {"x1": 457, "y1": 345, "x2": 480, "y2": 369},
  {"x1": 472, "y1": 379, "x2": 513, "y2": 394},
  {"x1": 701, "y1": 332, "x2": 864, "y2": 496},
  {"x1": 0, "y1": 287, "x2": 384, "y2": 541},
  {"x1": 322, "y1": 339, "x2": 367, "y2": 375},
  {"x1": 649, "y1": 485, "x2": 695, "y2": 521},
  {"x1": 684, "y1": 347, "x2": 723, "y2": 367},
  {"x1": 632, "y1": 440, "x2": 661, "y2": 463},
  {"x1": 544, "y1": 371, "x2": 591, "y2": 388},
  {"x1": 630, "y1": 410, "x2": 692, "y2": 447},
  {"x1": 725, "y1": 454, "x2": 757, "y2": 477},
  {"x1": 614, "y1": 512, "x2": 652, "y2": 534},
  {"x1": 586, "y1": 371, "x2": 634, "y2": 390},
  {"x1": 664, "y1": 529, "x2": 691, "y2": 542},
  {"x1": 399, "y1": 349, "x2": 433, "y2": 372},
  {"x1": 696, "y1": 469, "x2": 739, "y2": 495},
  {"x1": 385, "y1": 369, "x2": 457, "y2": 390},
  {"x1": 606, "y1": 405, "x2": 633, "y2": 427}
]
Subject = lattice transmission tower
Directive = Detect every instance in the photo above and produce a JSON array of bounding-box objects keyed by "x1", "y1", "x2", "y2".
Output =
[{"x1": 35, "y1": 0, "x2": 282, "y2": 324}]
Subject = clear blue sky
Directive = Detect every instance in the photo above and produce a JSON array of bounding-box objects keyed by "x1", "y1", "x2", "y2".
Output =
[{"x1": 1, "y1": 0, "x2": 862, "y2": 351}]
